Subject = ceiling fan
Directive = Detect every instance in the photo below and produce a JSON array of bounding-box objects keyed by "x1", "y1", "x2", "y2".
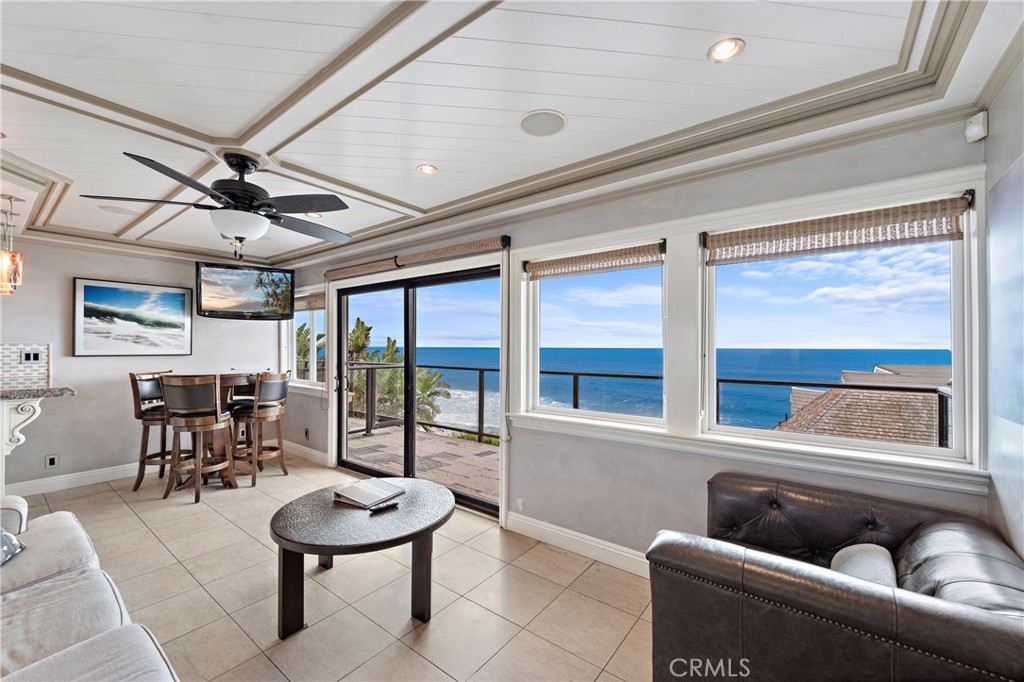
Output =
[{"x1": 82, "y1": 152, "x2": 352, "y2": 259}]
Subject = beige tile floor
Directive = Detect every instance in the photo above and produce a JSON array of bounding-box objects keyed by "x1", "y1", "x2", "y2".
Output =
[{"x1": 26, "y1": 456, "x2": 652, "y2": 682}]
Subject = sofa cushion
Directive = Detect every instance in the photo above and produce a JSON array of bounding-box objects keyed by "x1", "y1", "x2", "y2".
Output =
[
  {"x1": 830, "y1": 543, "x2": 897, "y2": 587},
  {"x1": 0, "y1": 512, "x2": 98, "y2": 593},
  {"x1": 895, "y1": 519, "x2": 1024, "y2": 617},
  {"x1": 1, "y1": 496, "x2": 30, "y2": 534},
  {"x1": 2, "y1": 624, "x2": 177, "y2": 682},
  {"x1": 1, "y1": 528, "x2": 26, "y2": 565},
  {"x1": 1, "y1": 568, "x2": 130, "y2": 675}
]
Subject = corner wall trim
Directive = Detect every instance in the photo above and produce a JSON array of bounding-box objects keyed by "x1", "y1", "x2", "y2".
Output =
[
  {"x1": 6, "y1": 463, "x2": 138, "y2": 497},
  {"x1": 284, "y1": 441, "x2": 331, "y2": 467},
  {"x1": 505, "y1": 512, "x2": 649, "y2": 578}
]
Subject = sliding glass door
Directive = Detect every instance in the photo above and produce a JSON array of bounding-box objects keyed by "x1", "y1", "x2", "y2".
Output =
[{"x1": 338, "y1": 266, "x2": 500, "y2": 512}]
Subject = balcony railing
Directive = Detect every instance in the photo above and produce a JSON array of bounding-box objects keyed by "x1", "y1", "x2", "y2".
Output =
[
  {"x1": 345, "y1": 363, "x2": 952, "y2": 448},
  {"x1": 345, "y1": 363, "x2": 664, "y2": 442}
]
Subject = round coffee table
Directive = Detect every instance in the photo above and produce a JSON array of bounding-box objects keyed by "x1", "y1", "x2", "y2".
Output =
[{"x1": 269, "y1": 477, "x2": 455, "y2": 639}]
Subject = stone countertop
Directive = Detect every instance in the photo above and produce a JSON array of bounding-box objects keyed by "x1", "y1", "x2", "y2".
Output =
[{"x1": 0, "y1": 387, "x2": 76, "y2": 401}]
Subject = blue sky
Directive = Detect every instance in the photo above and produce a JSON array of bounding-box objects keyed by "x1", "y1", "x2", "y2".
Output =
[
  {"x1": 348, "y1": 279, "x2": 502, "y2": 347},
  {"x1": 715, "y1": 242, "x2": 952, "y2": 349},
  {"x1": 84, "y1": 284, "x2": 186, "y2": 319},
  {"x1": 540, "y1": 268, "x2": 663, "y2": 348},
  {"x1": 340, "y1": 242, "x2": 949, "y2": 350}
]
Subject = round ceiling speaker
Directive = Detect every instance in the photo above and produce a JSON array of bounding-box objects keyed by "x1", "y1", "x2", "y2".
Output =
[{"x1": 519, "y1": 109, "x2": 568, "y2": 136}]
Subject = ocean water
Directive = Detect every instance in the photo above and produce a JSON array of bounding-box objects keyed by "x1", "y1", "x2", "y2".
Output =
[{"x1": 370, "y1": 347, "x2": 951, "y2": 432}]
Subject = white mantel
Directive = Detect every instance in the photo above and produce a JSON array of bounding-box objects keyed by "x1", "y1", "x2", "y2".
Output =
[{"x1": 1, "y1": 387, "x2": 76, "y2": 497}]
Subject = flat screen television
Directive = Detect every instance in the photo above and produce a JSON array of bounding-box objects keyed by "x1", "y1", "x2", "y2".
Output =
[{"x1": 195, "y1": 262, "x2": 295, "y2": 320}]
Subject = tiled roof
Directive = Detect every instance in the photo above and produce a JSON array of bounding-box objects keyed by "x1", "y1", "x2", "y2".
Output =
[
  {"x1": 775, "y1": 388, "x2": 940, "y2": 446},
  {"x1": 774, "y1": 364, "x2": 950, "y2": 447}
]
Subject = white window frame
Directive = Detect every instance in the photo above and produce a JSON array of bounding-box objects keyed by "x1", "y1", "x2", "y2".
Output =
[
  {"x1": 701, "y1": 171, "x2": 980, "y2": 466},
  {"x1": 515, "y1": 234, "x2": 670, "y2": 430},
  {"x1": 288, "y1": 286, "x2": 328, "y2": 390},
  {"x1": 508, "y1": 164, "x2": 987, "y2": 489}
]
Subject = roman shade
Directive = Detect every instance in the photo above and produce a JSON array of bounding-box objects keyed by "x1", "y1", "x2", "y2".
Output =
[
  {"x1": 524, "y1": 241, "x2": 665, "y2": 280},
  {"x1": 294, "y1": 293, "x2": 326, "y2": 311},
  {"x1": 704, "y1": 195, "x2": 971, "y2": 266},
  {"x1": 325, "y1": 235, "x2": 510, "y2": 281}
]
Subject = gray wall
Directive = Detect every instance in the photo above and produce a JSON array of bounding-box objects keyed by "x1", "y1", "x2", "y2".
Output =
[
  {"x1": 0, "y1": 240, "x2": 279, "y2": 485},
  {"x1": 985, "y1": 60, "x2": 1024, "y2": 554},
  {"x1": 282, "y1": 390, "x2": 332, "y2": 455},
  {"x1": 294, "y1": 119, "x2": 997, "y2": 553}
]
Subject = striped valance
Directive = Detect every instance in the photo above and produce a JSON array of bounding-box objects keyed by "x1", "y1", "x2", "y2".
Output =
[
  {"x1": 524, "y1": 241, "x2": 665, "y2": 281},
  {"x1": 294, "y1": 293, "x2": 326, "y2": 311},
  {"x1": 704, "y1": 195, "x2": 970, "y2": 266}
]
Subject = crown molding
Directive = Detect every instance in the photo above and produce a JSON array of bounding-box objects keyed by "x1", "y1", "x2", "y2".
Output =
[
  {"x1": 20, "y1": 226, "x2": 271, "y2": 265},
  {"x1": 237, "y1": 1, "x2": 426, "y2": 147},
  {"x1": 0, "y1": 71, "x2": 219, "y2": 147},
  {"x1": 277, "y1": 104, "x2": 977, "y2": 271},
  {"x1": 266, "y1": 1, "x2": 502, "y2": 156},
  {"x1": 976, "y1": 24, "x2": 1024, "y2": 109}
]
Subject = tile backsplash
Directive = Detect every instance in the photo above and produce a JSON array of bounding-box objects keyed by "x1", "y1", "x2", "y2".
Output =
[{"x1": 1, "y1": 343, "x2": 51, "y2": 390}]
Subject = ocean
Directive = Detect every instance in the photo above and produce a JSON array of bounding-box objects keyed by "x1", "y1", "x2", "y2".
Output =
[{"x1": 372, "y1": 348, "x2": 951, "y2": 433}]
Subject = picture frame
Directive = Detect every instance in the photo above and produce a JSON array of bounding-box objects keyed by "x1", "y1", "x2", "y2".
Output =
[{"x1": 73, "y1": 278, "x2": 193, "y2": 356}]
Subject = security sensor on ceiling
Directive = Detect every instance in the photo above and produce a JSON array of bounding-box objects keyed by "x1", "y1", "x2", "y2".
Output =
[{"x1": 965, "y1": 111, "x2": 988, "y2": 143}]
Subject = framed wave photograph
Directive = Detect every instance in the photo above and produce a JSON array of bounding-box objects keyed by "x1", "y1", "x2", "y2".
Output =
[{"x1": 73, "y1": 278, "x2": 192, "y2": 356}]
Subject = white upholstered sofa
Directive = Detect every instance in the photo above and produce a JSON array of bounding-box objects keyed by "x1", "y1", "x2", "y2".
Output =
[{"x1": 0, "y1": 495, "x2": 178, "y2": 681}]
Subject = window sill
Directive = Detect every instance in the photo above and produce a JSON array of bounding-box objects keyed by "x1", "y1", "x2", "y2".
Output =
[
  {"x1": 289, "y1": 382, "x2": 327, "y2": 397},
  {"x1": 507, "y1": 412, "x2": 990, "y2": 496}
]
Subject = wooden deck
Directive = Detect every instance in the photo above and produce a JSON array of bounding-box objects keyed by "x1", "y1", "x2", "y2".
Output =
[{"x1": 345, "y1": 426, "x2": 499, "y2": 504}]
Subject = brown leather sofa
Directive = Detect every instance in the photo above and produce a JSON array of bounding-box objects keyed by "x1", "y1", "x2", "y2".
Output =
[{"x1": 647, "y1": 473, "x2": 1024, "y2": 682}]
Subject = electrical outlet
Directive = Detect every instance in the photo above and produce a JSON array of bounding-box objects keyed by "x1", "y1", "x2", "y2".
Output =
[
  {"x1": 304, "y1": 428, "x2": 310, "y2": 440},
  {"x1": 21, "y1": 349, "x2": 44, "y2": 364},
  {"x1": 44, "y1": 454, "x2": 59, "y2": 469}
]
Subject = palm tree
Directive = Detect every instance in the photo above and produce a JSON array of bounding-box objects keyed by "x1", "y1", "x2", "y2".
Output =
[
  {"x1": 294, "y1": 322, "x2": 325, "y2": 381},
  {"x1": 346, "y1": 317, "x2": 450, "y2": 425}
]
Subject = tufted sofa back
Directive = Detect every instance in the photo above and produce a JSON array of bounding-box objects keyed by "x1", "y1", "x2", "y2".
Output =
[{"x1": 706, "y1": 472, "x2": 959, "y2": 567}]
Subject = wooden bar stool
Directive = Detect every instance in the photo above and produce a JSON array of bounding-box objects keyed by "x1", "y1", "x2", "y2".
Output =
[
  {"x1": 161, "y1": 375, "x2": 237, "y2": 503},
  {"x1": 231, "y1": 372, "x2": 289, "y2": 487},
  {"x1": 128, "y1": 371, "x2": 174, "y2": 492}
]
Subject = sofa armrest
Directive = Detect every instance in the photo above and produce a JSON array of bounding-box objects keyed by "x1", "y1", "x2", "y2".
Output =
[
  {"x1": 647, "y1": 530, "x2": 1022, "y2": 681},
  {"x1": 1, "y1": 496, "x2": 29, "y2": 535}
]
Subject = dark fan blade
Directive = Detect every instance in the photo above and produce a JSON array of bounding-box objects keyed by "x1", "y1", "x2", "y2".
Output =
[
  {"x1": 255, "y1": 194, "x2": 348, "y2": 214},
  {"x1": 265, "y1": 213, "x2": 352, "y2": 244},
  {"x1": 123, "y1": 152, "x2": 233, "y2": 206},
  {"x1": 80, "y1": 194, "x2": 217, "y2": 209}
]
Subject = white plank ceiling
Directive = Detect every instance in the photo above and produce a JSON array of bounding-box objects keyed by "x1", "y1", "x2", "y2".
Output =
[{"x1": 0, "y1": 1, "x2": 1019, "y2": 263}]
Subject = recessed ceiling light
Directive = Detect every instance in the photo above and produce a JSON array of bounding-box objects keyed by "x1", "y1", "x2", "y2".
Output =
[
  {"x1": 305, "y1": 211, "x2": 322, "y2": 219},
  {"x1": 417, "y1": 164, "x2": 438, "y2": 175},
  {"x1": 98, "y1": 205, "x2": 137, "y2": 216},
  {"x1": 519, "y1": 109, "x2": 567, "y2": 136},
  {"x1": 707, "y1": 37, "x2": 745, "y2": 62}
]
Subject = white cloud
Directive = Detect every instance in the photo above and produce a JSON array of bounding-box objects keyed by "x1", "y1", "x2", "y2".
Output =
[
  {"x1": 741, "y1": 270, "x2": 772, "y2": 280},
  {"x1": 560, "y1": 284, "x2": 662, "y2": 308}
]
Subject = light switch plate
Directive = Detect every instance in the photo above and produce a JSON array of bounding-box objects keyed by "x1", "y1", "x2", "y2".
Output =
[{"x1": 21, "y1": 349, "x2": 44, "y2": 364}]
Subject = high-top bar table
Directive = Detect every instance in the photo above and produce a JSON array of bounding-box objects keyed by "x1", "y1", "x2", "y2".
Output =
[{"x1": 269, "y1": 478, "x2": 454, "y2": 639}]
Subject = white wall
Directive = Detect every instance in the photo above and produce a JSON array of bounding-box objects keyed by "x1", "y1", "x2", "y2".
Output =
[
  {"x1": 0, "y1": 240, "x2": 280, "y2": 485},
  {"x1": 295, "y1": 119, "x2": 998, "y2": 553},
  {"x1": 984, "y1": 60, "x2": 1024, "y2": 554}
]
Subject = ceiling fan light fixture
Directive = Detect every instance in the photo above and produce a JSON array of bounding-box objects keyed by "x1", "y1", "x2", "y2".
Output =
[
  {"x1": 417, "y1": 164, "x2": 438, "y2": 175},
  {"x1": 708, "y1": 37, "x2": 745, "y2": 62},
  {"x1": 209, "y1": 209, "x2": 270, "y2": 241},
  {"x1": 305, "y1": 211, "x2": 322, "y2": 219}
]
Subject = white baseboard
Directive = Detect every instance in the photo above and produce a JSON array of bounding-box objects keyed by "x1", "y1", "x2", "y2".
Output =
[
  {"x1": 505, "y1": 512, "x2": 649, "y2": 577},
  {"x1": 6, "y1": 463, "x2": 139, "y2": 497},
  {"x1": 284, "y1": 441, "x2": 331, "y2": 467}
]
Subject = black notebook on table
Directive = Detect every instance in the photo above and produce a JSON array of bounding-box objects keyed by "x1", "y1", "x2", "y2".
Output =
[{"x1": 333, "y1": 479, "x2": 405, "y2": 508}]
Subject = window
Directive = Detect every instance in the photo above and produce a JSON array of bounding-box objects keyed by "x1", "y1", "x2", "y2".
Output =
[
  {"x1": 705, "y1": 195, "x2": 969, "y2": 455},
  {"x1": 527, "y1": 242, "x2": 665, "y2": 420},
  {"x1": 294, "y1": 297, "x2": 326, "y2": 384}
]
